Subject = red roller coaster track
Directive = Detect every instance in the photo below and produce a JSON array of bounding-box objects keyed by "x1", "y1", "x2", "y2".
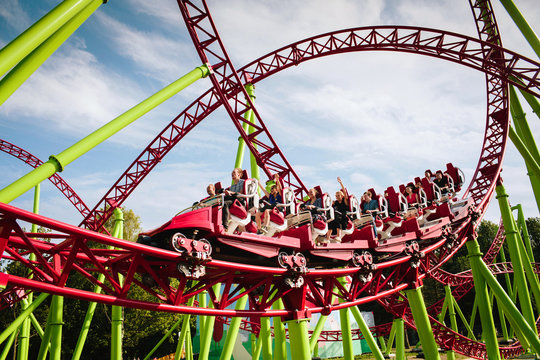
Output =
[{"x1": 1, "y1": 0, "x2": 539, "y2": 358}]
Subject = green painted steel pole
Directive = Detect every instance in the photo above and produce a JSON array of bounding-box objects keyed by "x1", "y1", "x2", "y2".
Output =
[
  {"x1": 234, "y1": 84, "x2": 255, "y2": 170},
  {"x1": 466, "y1": 240, "x2": 502, "y2": 359},
  {"x1": 499, "y1": 0, "x2": 540, "y2": 59},
  {"x1": 395, "y1": 318, "x2": 405, "y2": 360},
  {"x1": 0, "y1": 65, "x2": 210, "y2": 204},
  {"x1": 18, "y1": 185, "x2": 40, "y2": 360},
  {"x1": 37, "y1": 308, "x2": 53, "y2": 360},
  {"x1": 338, "y1": 276, "x2": 353, "y2": 360},
  {"x1": 0, "y1": 1, "x2": 102, "y2": 106},
  {"x1": 0, "y1": 293, "x2": 49, "y2": 345},
  {"x1": 72, "y1": 274, "x2": 106, "y2": 360},
  {"x1": 498, "y1": 248, "x2": 515, "y2": 301},
  {"x1": 494, "y1": 291, "x2": 510, "y2": 342},
  {"x1": 437, "y1": 293, "x2": 448, "y2": 324},
  {"x1": 385, "y1": 321, "x2": 396, "y2": 355},
  {"x1": 509, "y1": 87, "x2": 540, "y2": 213},
  {"x1": 199, "y1": 284, "x2": 221, "y2": 360},
  {"x1": 509, "y1": 126, "x2": 540, "y2": 180},
  {"x1": 286, "y1": 319, "x2": 311, "y2": 360},
  {"x1": 510, "y1": 87, "x2": 540, "y2": 161},
  {"x1": 186, "y1": 331, "x2": 193, "y2": 360},
  {"x1": 49, "y1": 294, "x2": 64, "y2": 360},
  {"x1": 349, "y1": 306, "x2": 385, "y2": 360},
  {"x1": 273, "y1": 299, "x2": 287, "y2": 360},
  {"x1": 251, "y1": 332, "x2": 262, "y2": 360},
  {"x1": 220, "y1": 294, "x2": 248, "y2": 360},
  {"x1": 513, "y1": 205, "x2": 535, "y2": 260},
  {"x1": 444, "y1": 286, "x2": 457, "y2": 360},
  {"x1": 174, "y1": 296, "x2": 195, "y2": 360},
  {"x1": 476, "y1": 254, "x2": 540, "y2": 353},
  {"x1": 449, "y1": 296, "x2": 476, "y2": 341},
  {"x1": 143, "y1": 316, "x2": 183, "y2": 360},
  {"x1": 309, "y1": 294, "x2": 334, "y2": 353},
  {"x1": 339, "y1": 307, "x2": 354, "y2": 360},
  {"x1": 468, "y1": 296, "x2": 477, "y2": 338},
  {"x1": 260, "y1": 316, "x2": 272, "y2": 360},
  {"x1": 0, "y1": 0, "x2": 101, "y2": 78},
  {"x1": 111, "y1": 208, "x2": 124, "y2": 360},
  {"x1": 404, "y1": 287, "x2": 441, "y2": 360},
  {"x1": 28, "y1": 311, "x2": 45, "y2": 339},
  {"x1": 517, "y1": 86, "x2": 540, "y2": 119},
  {"x1": 496, "y1": 183, "x2": 537, "y2": 333},
  {"x1": 377, "y1": 336, "x2": 387, "y2": 354},
  {"x1": 247, "y1": 90, "x2": 260, "y2": 181},
  {"x1": 0, "y1": 330, "x2": 17, "y2": 360}
]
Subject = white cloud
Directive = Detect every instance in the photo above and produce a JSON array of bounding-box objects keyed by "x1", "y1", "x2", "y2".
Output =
[
  {"x1": 0, "y1": 0, "x2": 31, "y2": 35},
  {"x1": 2, "y1": 0, "x2": 540, "y2": 229}
]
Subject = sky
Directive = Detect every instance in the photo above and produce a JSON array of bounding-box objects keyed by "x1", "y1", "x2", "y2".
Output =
[{"x1": 0, "y1": 0, "x2": 539, "y2": 231}]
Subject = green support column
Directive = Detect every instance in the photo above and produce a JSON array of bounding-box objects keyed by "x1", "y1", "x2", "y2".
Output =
[
  {"x1": 513, "y1": 204, "x2": 535, "y2": 260},
  {"x1": 444, "y1": 286, "x2": 457, "y2": 360},
  {"x1": 111, "y1": 208, "x2": 124, "y2": 360},
  {"x1": 404, "y1": 286, "x2": 441, "y2": 360},
  {"x1": 234, "y1": 84, "x2": 255, "y2": 170},
  {"x1": 247, "y1": 94, "x2": 260, "y2": 181},
  {"x1": 385, "y1": 321, "x2": 396, "y2": 355},
  {"x1": 517, "y1": 87, "x2": 540, "y2": 121},
  {"x1": 273, "y1": 300, "x2": 287, "y2": 360},
  {"x1": 199, "y1": 284, "x2": 221, "y2": 360},
  {"x1": 309, "y1": 295, "x2": 335, "y2": 354},
  {"x1": 0, "y1": 293, "x2": 49, "y2": 345},
  {"x1": 499, "y1": 0, "x2": 540, "y2": 58},
  {"x1": 37, "y1": 306, "x2": 54, "y2": 360},
  {"x1": 251, "y1": 332, "x2": 262, "y2": 360},
  {"x1": 174, "y1": 297, "x2": 195, "y2": 360},
  {"x1": 49, "y1": 294, "x2": 64, "y2": 360},
  {"x1": 72, "y1": 273, "x2": 107, "y2": 360},
  {"x1": 338, "y1": 276, "x2": 354, "y2": 360},
  {"x1": 509, "y1": 87, "x2": 540, "y2": 212},
  {"x1": 449, "y1": 296, "x2": 476, "y2": 341},
  {"x1": 0, "y1": 330, "x2": 17, "y2": 360},
  {"x1": 496, "y1": 184, "x2": 537, "y2": 334},
  {"x1": 18, "y1": 184, "x2": 40, "y2": 360},
  {"x1": 0, "y1": 0, "x2": 102, "y2": 77},
  {"x1": 476, "y1": 253, "x2": 540, "y2": 354},
  {"x1": 395, "y1": 318, "x2": 405, "y2": 360},
  {"x1": 466, "y1": 240, "x2": 502, "y2": 359},
  {"x1": 143, "y1": 316, "x2": 184, "y2": 360},
  {"x1": 260, "y1": 316, "x2": 272, "y2": 360},
  {"x1": 286, "y1": 319, "x2": 311, "y2": 360},
  {"x1": 220, "y1": 294, "x2": 248, "y2": 360},
  {"x1": 349, "y1": 306, "x2": 385, "y2": 360},
  {"x1": 0, "y1": 0, "x2": 102, "y2": 106},
  {"x1": 339, "y1": 306, "x2": 354, "y2": 360},
  {"x1": 0, "y1": 64, "x2": 210, "y2": 204}
]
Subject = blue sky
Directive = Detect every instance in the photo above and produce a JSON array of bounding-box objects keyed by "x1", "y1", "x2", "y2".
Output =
[{"x1": 0, "y1": 0, "x2": 539, "y2": 230}]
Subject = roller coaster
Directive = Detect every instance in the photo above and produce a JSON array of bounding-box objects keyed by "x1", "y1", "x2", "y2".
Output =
[{"x1": 1, "y1": 0, "x2": 540, "y2": 359}]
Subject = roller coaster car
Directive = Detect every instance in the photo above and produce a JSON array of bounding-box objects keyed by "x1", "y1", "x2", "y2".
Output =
[{"x1": 138, "y1": 166, "x2": 471, "y2": 269}]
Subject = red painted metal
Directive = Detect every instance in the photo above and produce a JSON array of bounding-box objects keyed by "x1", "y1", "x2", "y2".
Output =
[
  {"x1": 78, "y1": 23, "x2": 540, "y2": 230},
  {"x1": 1, "y1": 0, "x2": 536, "y2": 358}
]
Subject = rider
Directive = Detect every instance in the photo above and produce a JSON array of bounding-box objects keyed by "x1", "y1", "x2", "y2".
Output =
[
  {"x1": 256, "y1": 174, "x2": 283, "y2": 233},
  {"x1": 222, "y1": 168, "x2": 246, "y2": 229}
]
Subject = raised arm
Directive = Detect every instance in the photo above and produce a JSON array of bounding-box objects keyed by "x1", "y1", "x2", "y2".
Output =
[
  {"x1": 257, "y1": 180, "x2": 270, "y2": 197},
  {"x1": 337, "y1": 177, "x2": 349, "y2": 205},
  {"x1": 274, "y1": 174, "x2": 283, "y2": 195}
]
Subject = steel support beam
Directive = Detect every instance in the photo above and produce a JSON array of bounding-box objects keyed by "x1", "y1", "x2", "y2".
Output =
[{"x1": 405, "y1": 287, "x2": 440, "y2": 360}]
